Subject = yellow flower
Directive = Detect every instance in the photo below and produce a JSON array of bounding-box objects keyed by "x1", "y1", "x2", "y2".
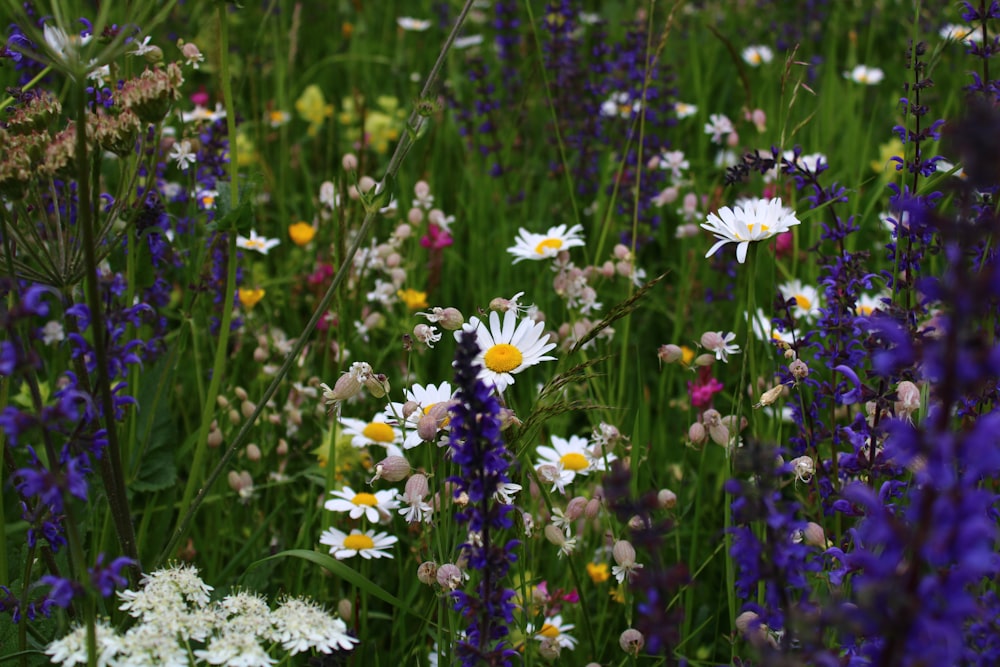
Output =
[
  {"x1": 586, "y1": 562, "x2": 610, "y2": 584},
  {"x1": 397, "y1": 288, "x2": 429, "y2": 311},
  {"x1": 365, "y1": 110, "x2": 401, "y2": 154},
  {"x1": 680, "y1": 345, "x2": 696, "y2": 366},
  {"x1": 238, "y1": 288, "x2": 265, "y2": 310},
  {"x1": 288, "y1": 221, "x2": 316, "y2": 246},
  {"x1": 295, "y1": 85, "x2": 333, "y2": 137},
  {"x1": 609, "y1": 586, "x2": 626, "y2": 604},
  {"x1": 872, "y1": 138, "x2": 904, "y2": 175},
  {"x1": 267, "y1": 109, "x2": 290, "y2": 128}
]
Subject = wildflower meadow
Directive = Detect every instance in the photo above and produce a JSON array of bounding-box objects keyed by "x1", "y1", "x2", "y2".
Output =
[{"x1": 3, "y1": 0, "x2": 1000, "y2": 665}]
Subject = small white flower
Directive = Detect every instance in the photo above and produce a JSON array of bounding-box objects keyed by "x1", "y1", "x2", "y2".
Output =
[
  {"x1": 46, "y1": 621, "x2": 122, "y2": 667},
  {"x1": 180, "y1": 103, "x2": 227, "y2": 124},
  {"x1": 659, "y1": 150, "x2": 689, "y2": 180},
  {"x1": 41, "y1": 320, "x2": 65, "y2": 345},
  {"x1": 530, "y1": 614, "x2": 578, "y2": 649},
  {"x1": 674, "y1": 101, "x2": 698, "y2": 119},
  {"x1": 844, "y1": 64, "x2": 884, "y2": 85},
  {"x1": 194, "y1": 632, "x2": 275, "y2": 667},
  {"x1": 271, "y1": 598, "x2": 358, "y2": 653},
  {"x1": 237, "y1": 230, "x2": 281, "y2": 255},
  {"x1": 600, "y1": 92, "x2": 641, "y2": 119},
  {"x1": 194, "y1": 188, "x2": 219, "y2": 210},
  {"x1": 129, "y1": 36, "x2": 155, "y2": 56},
  {"x1": 493, "y1": 482, "x2": 522, "y2": 505},
  {"x1": 168, "y1": 140, "x2": 196, "y2": 170},
  {"x1": 507, "y1": 224, "x2": 586, "y2": 263},
  {"x1": 397, "y1": 17, "x2": 432, "y2": 31},
  {"x1": 704, "y1": 113, "x2": 734, "y2": 144},
  {"x1": 454, "y1": 34, "x2": 484, "y2": 49},
  {"x1": 742, "y1": 45, "x2": 773, "y2": 66}
]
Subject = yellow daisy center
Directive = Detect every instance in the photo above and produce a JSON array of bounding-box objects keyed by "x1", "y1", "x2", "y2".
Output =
[
  {"x1": 362, "y1": 422, "x2": 395, "y2": 443},
  {"x1": 539, "y1": 623, "x2": 560, "y2": 638},
  {"x1": 560, "y1": 452, "x2": 589, "y2": 471},
  {"x1": 351, "y1": 493, "x2": 378, "y2": 506},
  {"x1": 535, "y1": 238, "x2": 563, "y2": 255},
  {"x1": 746, "y1": 223, "x2": 770, "y2": 233},
  {"x1": 680, "y1": 345, "x2": 696, "y2": 366},
  {"x1": 343, "y1": 533, "x2": 375, "y2": 551},
  {"x1": 794, "y1": 295, "x2": 812, "y2": 310},
  {"x1": 857, "y1": 305, "x2": 873, "y2": 316},
  {"x1": 484, "y1": 343, "x2": 523, "y2": 373}
]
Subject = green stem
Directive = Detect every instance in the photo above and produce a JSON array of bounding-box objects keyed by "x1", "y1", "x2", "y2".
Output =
[{"x1": 154, "y1": 0, "x2": 480, "y2": 568}]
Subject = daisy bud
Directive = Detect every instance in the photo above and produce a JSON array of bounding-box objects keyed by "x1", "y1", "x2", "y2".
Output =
[
  {"x1": 364, "y1": 373, "x2": 390, "y2": 398},
  {"x1": 565, "y1": 496, "x2": 588, "y2": 521},
  {"x1": 658, "y1": 488, "x2": 677, "y2": 509},
  {"x1": 437, "y1": 307, "x2": 464, "y2": 330},
  {"x1": 613, "y1": 540, "x2": 636, "y2": 567},
  {"x1": 803, "y1": 522, "x2": 826, "y2": 547},
  {"x1": 245, "y1": 443, "x2": 261, "y2": 462},
  {"x1": 417, "y1": 561, "x2": 438, "y2": 586},
  {"x1": 436, "y1": 563, "x2": 463, "y2": 590},
  {"x1": 417, "y1": 413, "x2": 439, "y2": 441},
  {"x1": 619, "y1": 628, "x2": 645, "y2": 655},
  {"x1": 688, "y1": 421, "x2": 707, "y2": 444},
  {"x1": 756, "y1": 384, "x2": 785, "y2": 408},
  {"x1": 789, "y1": 359, "x2": 809, "y2": 380},
  {"x1": 370, "y1": 456, "x2": 410, "y2": 483},
  {"x1": 584, "y1": 497, "x2": 602, "y2": 519},
  {"x1": 342, "y1": 153, "x2": 358, "y2": 171},
  {"x1": 337, "y1": 598, "x2": 353, "y2": 621},
  {"x1": 538, "y1": 637, "x2": 561, "y2": 660},
  {"x1": 658, "y1": 344, "x2": 683, "y2": 364}
]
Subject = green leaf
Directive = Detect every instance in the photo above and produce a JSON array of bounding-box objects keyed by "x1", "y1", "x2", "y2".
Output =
[{"x1": 129, "y1": 359, "x2": 178, "y2": 493}]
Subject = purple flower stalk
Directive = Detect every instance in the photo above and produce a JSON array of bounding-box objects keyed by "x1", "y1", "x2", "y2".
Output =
[{"x1": 447, "y1": 330, "x2": 519, "y2": 667}]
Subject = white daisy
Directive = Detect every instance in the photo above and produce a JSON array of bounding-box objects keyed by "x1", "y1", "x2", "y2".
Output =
[
  {"x1": 383, "y1": 382, "x2": 454, "y2": 449},
  {"x1": 855, "y1": 293, "x2": 886, "y2": 317},
  {"x1": 599, "y1": 91, "x2": 641, "y2": 119},
  {"x1": 844, "y1": 64, "x2": 884, "y2": 85},
  {"x1": 535, "y1": 434, "x2": 615, "y2": 487},
  {"x1": 674, "y1": 101, "x2": 698, "y2": 118},
  {"x1": 339, "y1": 416, "x2": 405, "y2": 455},
  {"x1": 778, "y1": 279, "x2": 822, "y2": 319},
  {"x1": 457, "y1": 310, "x2": 557, "y2": 393},
  {"x1": 397, "y1": 17, "x2": 432, "y2": 31},
  {"x1": 742, "y1": 45, "x2": 773, "y2": 66},
  {"x1": 748, "y1": 308, "x2": 798, "y2": 345},
  {"x1": 319, "y1": 527, "x2": 398, "y2": 560},
  {"x1": 237, "y1": 230, "x2": 281, "y2": 255},
  {"x1": 507, "y1": 224, "x2": 586, "y2": 263},
  {"x1": 180, "y1": 102, "x2": 227, "y2": 124},
  {"x1": 324, "y1": 486, "x2": 399, "y2": 524},
  {"x1": 530, "y1": 614, "x2": 578, "y2": 649},
  {"x1": 701, "y1": 197, "x2": 801, "y2": 264}
]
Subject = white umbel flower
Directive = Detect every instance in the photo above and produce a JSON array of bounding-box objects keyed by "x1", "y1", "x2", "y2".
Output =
[
  {"x1": 507, "y1": 224, "x2": 585, "y2": 263},
  {"x1": 457, "y1": 310, "x2": 557, "y2": 393},
  {"x1": 46, "y1": 621, "x2": 122, "y2": 667},
  {"x1": 271, "y1": 598, "x2": 358, "y2": 654},
  {"x1": 701, "y1": 197, "x2": 800, "y2": 263}
]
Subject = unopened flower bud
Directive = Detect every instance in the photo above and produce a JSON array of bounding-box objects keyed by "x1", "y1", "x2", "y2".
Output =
[
  {"x1": 756, "y1": 384, "x2": 785, "y2": 408},
  {"x1": 245, "y1": 443, "x2": 261, "y2": 462},
  {"x1": 790, "y1": 455, "x2": 815, "y2": 482},
  {"x1": 803, "y1": 522, "x2": 826, "y2": 547},
  {"x1": 321, "y1": 375, "x2": 361, "y2": 405},
  {"x1": 619, "y1": 628, "x2": 645, "y2": 655},
  {"x1": 207, "y1": 426, "x2": 223, "y2": 448},
  {"x1": 436, "y1": 563, "x2": 463, "y2": 590},
  {"x1": 538, "y1": 637, "x2": 561, "y2": 660},
  {"x1": 417, "y1": 413, "x2": 440, "y2": 441},
  {"x1": 228, "y1": 408, "x2": 241, "y2": 425},
  {"x1": 401, "y1": 400, "x2": 420, "y2": 419},
  {"x1": 417, "y1": 561, "x2": 438, "y2": 586},
  {"x1": 403, "y1": 473, "x2": 430, "y2": 503},
  {"x1": 276, "y1": 439, "x2": 288, "y2": 456},
  {"x1": 337, "y1": 598, "x2": 352, "y2": 621},
  {"x1": 437, "y1": 307, "x2": 464, "y2": 330},
  {"x1": 253, "y1": 346, "x2": 268, "y2": 363},
  {"x1": 565, "y1": 496, "x2": 588, "y2": 521},
  {"x1": 370, "y1": 456, "x2": 410, "y2": 483},
  {"x1": 688, "y1": 421, "x2": 707, "y2": 444},
  {"x1": 584, "y1": 497, "x2": 602, "y2": 519},
  {"x1": 241, "y1": 400, "x2": 256, "y2": 419},
  {"x1": 693, "y1": 352, "x2": 716, "y2": 367},
  {"x1": 358, "y1": 175, "x2": 376, "y2": 192},
  {"x1": 895, "y1": 380, "x2": 920, "y2": 419},
  {"x1": 658, "y1": 488, "x2": 677, "y2": 509},
  {"x1": 658, "y1": 344, "x2": 683, "y2": 364},
  {"x1": 700, "y1": 331, "x2": 725, "y2": 350},
  {"x1": 628, "y1": 514, "x2": 649, "y2": 530},
  {"x1": 364, "y1": 373, "x2": 390, "y2": 398},
  {"x1": 342, "y1": 153, "x2": 358, "y2": 171},
  {"x1": 789, "y1": 359, "x2": 809, "y2": 380},
  {"x1": 498, "y1": 407, "x2": 521, "y2": 430},
  {"x1": 544, "y1": 523, "x2": 568, "y2": 547}
]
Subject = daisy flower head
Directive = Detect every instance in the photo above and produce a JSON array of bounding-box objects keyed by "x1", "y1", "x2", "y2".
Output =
[
  {"x1": 674, "y1": 101, "x2": 698, "y2": 118},
  {"x1": 844, "y1": 64, "x2": 884, "y2": 85},
  {"x1": 701, "y1": 197, "x2": 801, "y2": 264},
  {"x1": 383, "y1": 382, "x2": 454, "y2": 449},
  {"x1": 397, "y1": 17, "x2": 432, "y2": 31},
  {"x1": 324, "y1": 486, "x2": 399, "y2": 523},
  {"x1": 456, "y1": 309, "x2": 557, "y2": 394},
  {"x1": 742, "y1": 44, "x2": 773, "y2": 66},
  {"x1": 535, "y1": 434, "x2": 615, "y2": 489},
  {"x1": 531, "y1": 614, "x2": 578, "y2": 649},
  {"x1": 319, "y1": 527, "x2": 398, "y2": 560},
  {"x1": 778, "y1": 279, "x2": 822, "y2": 319},
  {"x1": 855, "y1": 293, "x2": 887, "y2": 317},
  {"x1": 507, "y1": 224, "x2": 585, "y2": 263},
  {"x1": 339, "y1": 415, "x2": 405, "y2": 456},
  {"x1": 237, "y1": 230, "x2": 281, "y2": 255}
]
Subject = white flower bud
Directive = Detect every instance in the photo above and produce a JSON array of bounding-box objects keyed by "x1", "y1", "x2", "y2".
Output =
[
  {"x1": 613, "y1": 540, "x2": 636, "y2": 567},
  {"x1": 417, "y1": 561, "x2": 438, "y2": 586},
  {"x1": 370, "y1": 456, "x2": 410, "y2": 483},
  {"x1": 619, "y1": 628, "x2": 645, "y2": 655}
]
